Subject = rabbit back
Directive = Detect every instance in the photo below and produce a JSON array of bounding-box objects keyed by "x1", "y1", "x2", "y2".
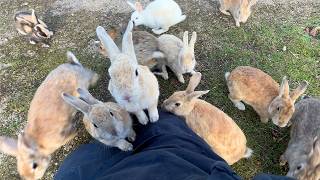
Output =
[
  {"x1": 186, "y1": 100, "x2": 248, "y2": 165},
  {"x1": 227, "y1": 66, "x2": 279, "y2": 116},
  {"x1": 26, "y1": 63, "x2": 97, "y2": 154}
]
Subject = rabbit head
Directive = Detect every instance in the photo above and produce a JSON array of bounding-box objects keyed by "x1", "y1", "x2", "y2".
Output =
[
  {"x1": 179, "y1": 31, "x2": 197, "y2": 72},
  {"x1": 127, "y1": 1, "x2": 145, "y2": 26},
  {"x1": 268, "y1": 77, "x2": 308, "y2": 127},
  {"x1": 96, "y1": 21, "x2": 141, "y2": 104},
  {"x1": 162, "y1": 72, "x2": 209, "y2": 116},
  {"x1": 240, "y1": 0, "x2": 257, "y2": 23},
  {"x1": 62, "y1": 88, "x2": 132, "y2": 137},
  {"x1": 0, "y1": 134, "x2": 50, "y2": 180},
  {"x1": 288, "y1": 137, "x2": 320, "y2": 179}
]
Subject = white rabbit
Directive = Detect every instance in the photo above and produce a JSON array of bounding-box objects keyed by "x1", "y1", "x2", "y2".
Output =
[
  {"x1": 96, "y1": 21, "x2": 160, "y2": 125},
  {"x1": 127, "y1": 0, "x2": 186, "y2": 34}
]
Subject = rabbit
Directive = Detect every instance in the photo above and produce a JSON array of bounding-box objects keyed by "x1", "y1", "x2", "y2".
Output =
[
  {"x1": 225, "y1": 66, "x2": 308, "y2": 127},
  {"x1": 96, "y1": 25, "x2": 165, "y2": 70},
  {"x1": 156, "y1": 31, "x2": 197, "y2": 83},
  {"x1": 218, "y1": 0, "x2": 257, "y2": 27},
  {"x1": 14, "y1": 9, "x2": 53, "y2": 47},
  {"x1": 62, "y1": 88, "x2": 136, "y2": 151},
  {"x1": 0, "y1": 52, "x2": 98, "y2": 180},
  {"x1": 279, "y1": 97, "x2": 320, "y2": 179},
  {"x1": 127, "y1": 0, "x2": 186, "y2": 34},
  {"x1": 96, "y1": 21, "x2": 160, "y2": 125},
  {"x1": 162, "y1": 72, "x2": 252, "y2": 165}
]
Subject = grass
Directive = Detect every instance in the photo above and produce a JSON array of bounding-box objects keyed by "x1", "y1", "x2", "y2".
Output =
[{"x1": 0, "y1": 0, "x2": 319, "y2": 179}]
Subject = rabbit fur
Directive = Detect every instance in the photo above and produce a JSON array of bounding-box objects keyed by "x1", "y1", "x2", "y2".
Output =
[
  {"x1": 280, "y1": 97, "x2": 320, "y2": 180},
  {"x1": 218, "y1": 0, "x2": 257, "y2": 27},
  {"x1": 0, "y1": 52, "x2": 98, "y2": 180},
  {"x1": 96, "y1": 21, "x2": 159, "y2": 125},
  {"x1": 225, "y1": 66, "x2": 308, "y2": 127},
  {"x1": 156, "y1": 31, "x2": 197, "y2": 83},
  {"x1": 162, "y1": 72, "x2": 252, "y2": 165},
  {"x1": 96, "y1": 25, "x2": 165, "y2": 70},
  {"x1": 127, "y1": 0, "x2": 186, "y2": 34},
  {"x1": 14, "y1": 9, "x2": 53, "y2": 47},
  {"x1": 62, "y1": 88, "x2": 136, "y2": 151}
]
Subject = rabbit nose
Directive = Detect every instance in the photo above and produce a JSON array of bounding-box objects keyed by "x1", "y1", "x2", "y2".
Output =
[{"x1": 123, "y1": 96, "x2": 131, "y2": 102}]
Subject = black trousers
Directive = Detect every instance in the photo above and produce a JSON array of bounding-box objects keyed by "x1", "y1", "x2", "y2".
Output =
[{"x1": 55, "y1": 111, "x2": 293, "y2": 180}]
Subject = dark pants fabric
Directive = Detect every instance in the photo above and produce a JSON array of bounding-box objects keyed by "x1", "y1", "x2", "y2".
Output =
[{"x1": 55, "y1": 111, "x2": 293, "y2": 180}]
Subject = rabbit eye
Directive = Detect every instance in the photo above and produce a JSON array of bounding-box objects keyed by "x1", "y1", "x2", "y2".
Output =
[
  {"x1": 93, "y1": 123, "x2": 98, "y2": 128},
  {"x1": 32, "y1": 162, "x2": 38, "y2": 169},
  {"x1": 277, "y1": 107, "x2": 281, "y2": 111},
  {"x1": 109, "y1": 111, "x2": 114, "y2": 116},
  {"x1": 135, "y1": 69, "x2": 139, "y2": 76},
  {"x1": 175, "y1": 102, "x2": 181, "y2": 107},
  {"x1": 296, "y1": 165, "x2": 302, "y2": 170}
]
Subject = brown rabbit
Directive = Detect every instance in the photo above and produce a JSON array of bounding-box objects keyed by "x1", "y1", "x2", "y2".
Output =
[
  {"x1": 218, "y1": 0, "x2": 257, "y2": 27},
  {"x1": 0, "y1": 52, "x2": 98, "y2": 180},
  {"x1": 162, "y1": 72, "x2": 252, "y2": 165},
  {"x1": 225, "y1": 66, "x2": 308, "y2": 127}
]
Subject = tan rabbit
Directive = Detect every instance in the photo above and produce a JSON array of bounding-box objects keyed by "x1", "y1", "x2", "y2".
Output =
[
  {"x1": 0, "y1": 52, "x2": 98, "y2": 180},
  {"x1": 225, "y1": 66, "x2": 308, "y2": 127},
  {"x1": 62, "y1": 88, "x2": 136, "y2": 151},
  {"x1": 157, "y1": 31, "x2": 197, "y2": 83},
  {"x1": 15, "y1": 9, "x2": 53, "y2": 47},
  {"x1": 96, "y1": 25, "x2": 165, "y2": 69},
  {"x1": 218, "y1": 0, "x2": 257, "y2": 27},
  {"x1": 162, "y1": 72, "x2": 252, "y2": 165}
]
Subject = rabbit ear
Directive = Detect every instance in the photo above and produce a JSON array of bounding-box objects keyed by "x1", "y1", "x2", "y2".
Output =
[
  {"x1": 31, "y1": 9, "x2": 39, "y2": 24},
  {"x1": 279, "y1": 76, "x2": 290, "y2": 98},
  {"x1": 189, "y1": 32, "x2": 197, "y2": 49},
  {"x1": 127, "y1": 1, "x2": 136, "y2": 10},
  {"x1": 187, "y1": 90, "x2": 210, "y2": 101},
  {"x1": 0, "y1": 136, "x2": 18, "y2": 157},
  {"x1": 122, "y1": 21, "x2": 137, "y2": 62},
  {"x1": 62, "y1": 93, "x2": 91, "y2": 114},
  {"x1": 17, "y1": 133, "x2": 37, "y2": 154},
  {"x1": 66, "y1": 51, "x2": 82, "y2": 66},
  {"x1": 309, "y1": 137, "x2": 320, "y2": 166},
  {"x1": 249, "y1": 0, "x2": 257, "y2": 6},
  {"x1": 290, "y1": 80, "x2": 308, "y2": 103},
  {"x1": 77, "y1": 88, "x2": 100, "y2": 105},
  {"x1": 135, "y1": 2, "x2": 143, "y2": 12},
  {"x1": 96, "y1": 26, "x2": 120, "y2": 61},
  {"x1": 183, "y1": 31, "x2": 189, "y2": 48},
  {"x1": 186, "y1": 72, "x2": 202, "y2": 93}
]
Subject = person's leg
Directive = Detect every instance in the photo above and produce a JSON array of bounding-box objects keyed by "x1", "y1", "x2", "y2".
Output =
[{"x1": 55, "y1": 140, "x2": 131, "y2": 180}]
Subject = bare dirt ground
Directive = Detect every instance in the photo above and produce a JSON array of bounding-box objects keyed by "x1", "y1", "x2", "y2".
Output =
[{"x1": 0, "y1": 0, "x2": 319, "y2": 179}]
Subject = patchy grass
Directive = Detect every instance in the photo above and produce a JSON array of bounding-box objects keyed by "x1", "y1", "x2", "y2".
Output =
[{"x1": 0, "y1": 0, "x2": 319, "y2": 179}]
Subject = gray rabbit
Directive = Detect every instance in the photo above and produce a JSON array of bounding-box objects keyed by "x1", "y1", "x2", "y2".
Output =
[{"x1": 280, "y1": 97, "x2": 320, "y2": 179}]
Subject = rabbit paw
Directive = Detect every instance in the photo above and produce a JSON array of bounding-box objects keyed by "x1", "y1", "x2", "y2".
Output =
[
  {"x1": 177, "y1": 75, "x2": 185, "y2": 83},
  {"x1": 138, "y1": 115, "x2": 149, "y2": 125},
  {"x1": 128, "y1": 130, "x2": 136, "y2": 142},
  {"x1": 149, "y1": 112, "x2": 159, "y2": 123},
  {"x1": 220, "y1": 9, "x2": 231, "y2": 16},
  {"x1": 152, "y1": 28, "x2": 168, "y2": 35},
  {"x1": 234, "y1": 101, "x2": 245, "y2": 111},
  {"x1": 260, "y1": 117, "x2": 269, "y2": 123},
  {"x1": 118, "y1": 140, "x2": 133, "y2": 151},
  {"x1": 279, "y1": 155, "x2": 287, "y2": 166}
]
